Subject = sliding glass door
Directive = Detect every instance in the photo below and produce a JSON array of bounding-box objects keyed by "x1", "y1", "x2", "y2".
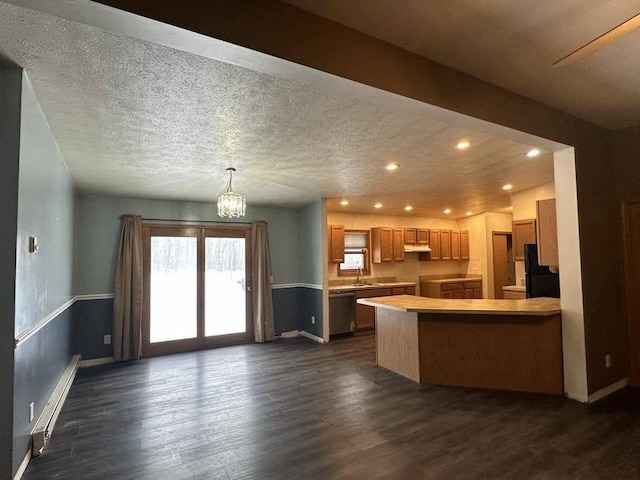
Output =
[{"x1": 142, "y1": 224, "x2": 252, "y2": 357}]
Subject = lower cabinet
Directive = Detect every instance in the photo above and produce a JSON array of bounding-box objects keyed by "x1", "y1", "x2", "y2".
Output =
[
  {"x1": 420, "y1": 280, "x2": 483, "y2": 299},
  {"x1": 354, "y1": 286, "x2": 416, "y2": 331}
]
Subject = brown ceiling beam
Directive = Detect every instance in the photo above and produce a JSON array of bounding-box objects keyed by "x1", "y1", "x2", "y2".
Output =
[{"x1": 93, "y1": 0, "x2": 608, "y2": 146}]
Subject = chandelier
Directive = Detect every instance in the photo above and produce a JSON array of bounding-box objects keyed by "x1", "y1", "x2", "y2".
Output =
[{"x1": 217, "y1": 167, "x2": 246, "y2": 218}]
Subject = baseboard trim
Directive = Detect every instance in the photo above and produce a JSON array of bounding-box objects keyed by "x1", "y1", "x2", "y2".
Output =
[
  {"x1": 588, "y1": 378, "x2": 628, "y2": 404},
  {"x1": 79, "y1": 357, "x2": 115, "y2": 368},
  {"x1": 13, "y1": 448, "x2": 31, "y2": 480},
  {"x1": 299, "y1": 330, "x2": 324, "y2": 344},
  {"x1": 277, "y1": 330, "x2": 299, "y2": 339}
]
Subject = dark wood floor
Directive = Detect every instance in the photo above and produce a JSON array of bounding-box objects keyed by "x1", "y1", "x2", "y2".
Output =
[{"x1": 23, "y1": 335, "x2": 640, "y2": 480}]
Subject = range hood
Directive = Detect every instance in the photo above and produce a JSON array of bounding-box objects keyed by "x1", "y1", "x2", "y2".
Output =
[{"x1": 404, "y1": 244, "x2": 432, "y2": 253}]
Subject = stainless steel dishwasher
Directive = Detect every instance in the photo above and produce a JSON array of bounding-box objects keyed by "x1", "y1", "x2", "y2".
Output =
[{"x1": 329, "y1": 291, "x2": 355, "y2": 335}]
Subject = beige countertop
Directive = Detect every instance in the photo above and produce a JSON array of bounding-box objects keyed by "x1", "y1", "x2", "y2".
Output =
[
  {"x1": 357, "y1": 295, "x2": 560, "y2": 316},
  {"x1": 503, "y1": 285, "x2": 526, "y2": 292},
  {"x1": 328, "y1": 282, "x2": 416, "y2": 293},
  {"x1": 419, "y1": 275, "x2": 482, "y2": 284}
]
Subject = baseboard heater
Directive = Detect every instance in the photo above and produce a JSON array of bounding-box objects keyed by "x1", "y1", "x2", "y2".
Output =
[{"x1": 31, "y1": 354, "x2": 81, "y2": 456}]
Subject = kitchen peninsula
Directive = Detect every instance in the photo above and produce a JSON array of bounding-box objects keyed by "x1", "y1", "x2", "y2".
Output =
[{"x1": 357, "y1": 295, "x2": 563, "y2": 394}]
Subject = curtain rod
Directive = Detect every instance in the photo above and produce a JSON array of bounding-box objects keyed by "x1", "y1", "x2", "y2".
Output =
[{"x1": 139, "y1": 218, "x2": 255, "y2": 226}]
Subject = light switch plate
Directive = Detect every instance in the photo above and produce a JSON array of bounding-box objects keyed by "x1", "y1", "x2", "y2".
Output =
[{"x1": 104, "y1": 334, "x2": 112, "y2": 345}]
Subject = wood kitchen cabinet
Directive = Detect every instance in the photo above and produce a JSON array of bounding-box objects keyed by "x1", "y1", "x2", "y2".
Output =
[
  {"x1": 420, "y1": 279, "x2": 483, "y2": 299},
  {"x1": 404, "y1": 228, "x2": 417, "y2": 244},
  {"x1": 393, "y1": 229, "x2": 405, "y2": 262},
  {"x1": 440, "y1": 230, "x2": 452, "y2": 260},
  {"x1": 404, "y1": 228, "x2": 429, "y2": 245},
  {"x1": 451, "y1": 230, "x2": 460, "y2": 260},
  {"x1": 460, "y1": 230, "x2": 470, "y2": 260},
  {"x1": 417, "y1": 229, "x2": 430, "y2": 244},
  {"x1": 329, "y1": 224, "x2": 345, "y2": 263},
  {"x1": 420, "y1": 229, "x2": 441, "y2": 261},
  {"x1": 513, "y1": 219, "x2": 537, "y2": 261},
  {"x1": 371, "y1": 227, "x2": 393, "y2": 263},
  {"x1": 371, "y1": 227, "x2": 403, "y2": 263},
  {"x1": 354, "y1": 286, "x2": 415, "y2": 331},
  {"x1": 536, "y1": 198, "x2": 558, "y2": 267}
]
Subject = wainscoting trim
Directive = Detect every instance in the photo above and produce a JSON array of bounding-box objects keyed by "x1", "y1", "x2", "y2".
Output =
[
  {"x1": 75, "y1": 293, "x2": 114, "y2": 301},
  {"x1": 14, "y1": 297, "x2": 75, "y2": 349},
  {"x1": 272, "y1": 283, "x2": 323, "y2": 290},
  {"x1": 15, "y1": 293, "x2": 115, "y2": 349},
  {"x1": 588, "y1": 378, "x2": 628, "y2": 404}
]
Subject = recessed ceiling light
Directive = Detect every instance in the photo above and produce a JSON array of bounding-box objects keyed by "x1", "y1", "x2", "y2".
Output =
[
  {"x1": 444, "y1": 208, "x2": 452, "y2": 214},
  {"x1": 340, "y1": 200, "x2": 349, "y2": 206},
  {"x1": 502, "y1": 184, "x2": 513, "y2": 191},
  {"x1": 465, "y1": 211, "x2": 472, "y2": 216},
  {"x1": 385, "y1": 162, "x2": 400, "y2": 171},
  {"x1": 525, "y1": 148, "x2": 541, "y2": 158},
  {"x1": 404, "y1": 205, "x2": 413, "y2": 211},
  {"x1": 456, "y1": 140, "x2": 471, "y2": 150},
  {"x1": 374, "y1": 203, "x2": 383, "y2": 209}
]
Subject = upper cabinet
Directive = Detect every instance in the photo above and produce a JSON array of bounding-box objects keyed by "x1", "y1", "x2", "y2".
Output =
[
  {"x1": 404, "y1": 228, "x2": 429, "y2": 245},
  {"x1": 440, "y1": 230, "x2": 452, "y2": 261},
  {"x1": 451, "y1": 230, "x2": 460, "y2": 260},
  {"x1": 371, "y1": 227, "x2": 394, "y2": 263},
  {"x1": 428, "y1": 230, "x2": 441, "y2": 260},
  {"x1": 536, "y1": 198, "x2": 558, "y2": 267},
  {"x1": 393, "y1": 229, "x2": 405, "y2": 262},
  {"x1": 404, "y1": 228, "x2": 417, "y2": 245},
  {"x1": 513, "y1": 219, "x2": 537, "y2": 261},
  {"x1": 329, "y1": 224, "x2": 345, "y2": 263},
  {"x1": 460, "y1": 230, "x2": 470, "y2": 260},
  {"x1": 417, "y1": 229, "x2": 430, "y2": 245}
]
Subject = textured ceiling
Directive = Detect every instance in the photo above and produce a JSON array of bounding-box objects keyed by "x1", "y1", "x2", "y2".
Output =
[
  {"x1": 284, "y1": 0, "x2": 640, "y2": 129},
  {"x1": 0, "y1": 2, "x2": 554, "y2": 217}
]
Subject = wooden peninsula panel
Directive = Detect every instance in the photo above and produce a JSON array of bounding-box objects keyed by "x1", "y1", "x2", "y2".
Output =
[
  {"x1": 376, "y1": 309, "x2": 420, "y2": 382},
  {"x1": 361, "y1": 295, "x2": 564, "y2": 395},
  {"x1": 418, "y1": 313, "x2": 563, "y2": 394}
]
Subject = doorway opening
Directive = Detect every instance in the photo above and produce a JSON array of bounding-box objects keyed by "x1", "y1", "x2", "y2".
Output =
[
  {"x1": 492, "y1": 232, "x2": 516, "y2": 299},
  {"x1": 142, "y1": 223, "x2": 253, "y2": 357}
]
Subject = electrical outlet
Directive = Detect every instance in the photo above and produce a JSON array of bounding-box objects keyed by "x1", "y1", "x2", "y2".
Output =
[
  {"x1": 29, "y1": 402, "x2": 34, "y2": 423},
  {"x1": 104, "y1": 334, "x2": 112, "y2": 345},
  {"x1": 605, "y1": 354, "x2": 611, "y2": 368},
  {"x1": 311, "y1": 315, "x2": 315, "y2": 325}
]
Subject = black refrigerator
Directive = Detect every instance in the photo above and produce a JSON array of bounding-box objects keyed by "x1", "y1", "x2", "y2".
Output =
[{"x1": 524, "y1": 243, "x2": 560, "y2": 298}]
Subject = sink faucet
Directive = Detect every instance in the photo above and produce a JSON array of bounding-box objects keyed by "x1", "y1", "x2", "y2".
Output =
[{"x1": 356, "y1": 266, "x2": 363, "y2": 285}]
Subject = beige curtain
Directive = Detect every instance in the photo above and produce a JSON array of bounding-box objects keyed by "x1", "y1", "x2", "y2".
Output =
[
  {"x1": 251, "y1": 221, "x2": 275, "y2": 342},
  {"x1": 113, "y1": 214, "x2": 143, "y2": 361}
]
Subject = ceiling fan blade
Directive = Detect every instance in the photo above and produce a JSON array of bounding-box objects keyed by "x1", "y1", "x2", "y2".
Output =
[{"x1": 554, "y1": 12, "x2": 640, "y2": 67}]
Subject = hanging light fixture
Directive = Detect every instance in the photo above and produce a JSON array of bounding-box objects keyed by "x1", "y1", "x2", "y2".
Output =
[{"x1": 217, "y1": 167, "x2": 246, "y2": 218}]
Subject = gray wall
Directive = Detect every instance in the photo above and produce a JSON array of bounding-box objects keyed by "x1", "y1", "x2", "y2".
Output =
[
  {"x1": 74, "y1": 194, "x2": 301, "y2": 294},
  {"x1": 0, "y1": 62, "x2": 22, "y2": 480},
  {"x1": 297, "y1": 200, "x2": 324, "y2": 337},
  {"x1": 12, "y1": 73, "x2": 76, "y2": 475},
  {"x1": 73, "y1": 194, "x2": 306, "y2": 354},
  {"x1": 15, "y1": 74, "x2": 75, "y2": 334}
]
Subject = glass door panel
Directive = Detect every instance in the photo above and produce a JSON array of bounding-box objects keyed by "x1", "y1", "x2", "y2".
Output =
[
  {"x1": 149, "y1": 236, "x2": 198, "y2": 343},
  {"x1": 204, "y1": 237, "x2": 247, "y2": 337}
]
